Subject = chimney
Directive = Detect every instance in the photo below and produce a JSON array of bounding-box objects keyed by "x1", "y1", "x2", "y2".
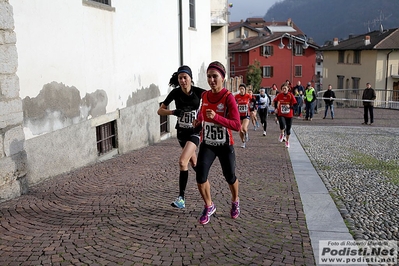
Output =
[
  {"x1": 365, "y1": 35, "x2": 371, "y2": 45},
  {"x1": 333, "y1": 38, "x2": 339, "y2": 46},
  {"x1": 287, "y1": 18, "x2": 292, "y2": 26}
]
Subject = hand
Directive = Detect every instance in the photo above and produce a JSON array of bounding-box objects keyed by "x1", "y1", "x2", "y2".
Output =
[
  {"x1": 172, "y1": 109, "x2": 183, "y2": 117},
  {"x1": 206, "y1": 109, "x2": 216, "y2": 119},
  {"x1": 193, "y1": 119, "x2": 201, "y2": 128}
]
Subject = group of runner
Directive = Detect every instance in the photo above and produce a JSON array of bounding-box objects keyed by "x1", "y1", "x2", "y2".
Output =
[{"x1": 158, "y1": 62, "x2": 297, "y2": 225}]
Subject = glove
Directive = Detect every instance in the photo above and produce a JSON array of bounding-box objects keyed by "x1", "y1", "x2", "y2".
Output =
[{"x1": 172, "y1": 109, "x2": 183, "y2": 117}]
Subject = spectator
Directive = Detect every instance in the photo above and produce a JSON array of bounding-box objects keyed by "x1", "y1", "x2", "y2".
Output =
[
  {"x1": 303, "y1": 82, "x2": 317, "y2": 121},
  {"x1": 293, "y1": 81, "x2": 304, "y2": 117},
  {"x1": 361, "y1": 82, "x2": 376, "y2": 125},
  {"x1": 270, "y1": 83, "x2": 278, "y2": 95},
  {"x1": 322, "y1": 84, "x2": 336, "y2": 119}
]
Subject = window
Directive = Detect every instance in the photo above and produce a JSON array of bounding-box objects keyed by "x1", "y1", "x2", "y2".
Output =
[
  {"x1": 353, "y1": 50, "x2": 361, "y2": 64},
  {"x1": 261, "y1": 45, "x2": 273, "y2": 56},
  {"x1": 244, "y1": 29, "x2": 249, "y2": 38},
  {"x1": 238, "y1": 55, "x2": 242, "y2": 66},
  {"x1": 189, "y1": 0, "x2": 196, "y2": 28},
  {"x1": 231, "y1": 53, "x2": 235, "y2": 62},
  {"x1": 262, "y1": 66, "x2": 273, "y2": 78},
  {"x1": 294, "y1": 65, "x2": 302, "y2": 77},
  {"x1": 159, "y1": 103, "x2": 169, "y2": 135},
  {"x1": 235, "y1": 29, "x2": 240, "y2": 38},
  {"x1": 338, "y1": 51, "x2": 345, "y2": 63},
  {"x1": 91, "y1": 0, "x2": 110, "y2": 4},
  {"x1": 82, "y1": 0, "x2": 114, "y2": 11},
  {"x1": 337, "y1": 75, "x2": 344, "y2": 89},
  {"x1": 96, "y1": 121, "x2": 117, "y2": 156},
  {"x1": 231, "y1": 65, "x2": 235, "y2": 76},
  {"x1": 294, "y1": 44, "x2": 304, "y2": 56}
]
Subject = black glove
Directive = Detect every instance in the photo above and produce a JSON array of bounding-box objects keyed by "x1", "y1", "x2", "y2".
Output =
[{"x1": 172, "y1": 109, "x2": 183, "y2": 117}]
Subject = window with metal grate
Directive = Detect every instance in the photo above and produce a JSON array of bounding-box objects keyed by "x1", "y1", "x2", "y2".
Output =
[
  {"x1": 96, "y1": 120, "x2": 117, "y2": 156},
  {"x1": 91, "y1": 0, "x2": 110, "y2": 5}
]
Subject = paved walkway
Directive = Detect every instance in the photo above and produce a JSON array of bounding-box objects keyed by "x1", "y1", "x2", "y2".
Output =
[{"x1": 0, "y1": 108, "x2": 397, "y2": 265}]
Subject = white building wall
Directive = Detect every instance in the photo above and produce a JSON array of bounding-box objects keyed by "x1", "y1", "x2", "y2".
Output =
[
  {"x1": 12, "y1": 0, "x2": 180, "y2": 114},
  {"x1": 210, "y1": 0, "x2": 228, "y2": 72},
  {"x1": 6, "y1": 0, "x2": 213, "y2": 189},
  {"x1": 180, "y1": 0, "x2": 212, "y2": 90}
]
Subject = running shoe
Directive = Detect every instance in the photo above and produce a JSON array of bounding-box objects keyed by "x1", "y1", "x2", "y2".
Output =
[
  {"x1": 263, "y1": 131, "x2": 266, "y2": 136},
  {"x1": 231, "y1": 199, "x2": 240, "y2": 219},
  {"x1": 199, "y1": 203, "x2": 216, "y2": 225},
  {"x1": 241, "y1": 142, "x2": 246, "y2": 148},
  {"x1": 171, "y1": 196, "x2": 185, "y2": 209},
  {"x1": 254, "y1": 126, "x2": 257, "y2": 131},
  {"x1": 285, "y1": 141, "x2": 290, "y2": 148},
  {"x1": 278, "y1": 133, "x2": 285, "y2": 142}
]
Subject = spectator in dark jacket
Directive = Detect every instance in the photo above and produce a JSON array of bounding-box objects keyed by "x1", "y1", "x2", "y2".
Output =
[
  {"x1": 323, "y1": 84, "x2": 336, "y2": 119},
  {"x1": 362, "y1": 82, "x2": 376, "y2": 125}
]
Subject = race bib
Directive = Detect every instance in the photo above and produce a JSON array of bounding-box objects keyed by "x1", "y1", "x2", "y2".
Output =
[
  {"x1": 203, "y1": 121, "x2": 226, "y2": 145},
  {"x1": 178, "y1": 110, "x2": 196, "y2": 128},
  {"x1": 280, "y1": 105, "x2": 290, "y2": 114},
  {"x1": 238, "y1": 104, "x2": 248, "y2": 113}
]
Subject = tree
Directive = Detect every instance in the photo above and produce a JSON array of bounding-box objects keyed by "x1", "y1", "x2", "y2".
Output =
[{"x1": 246, "y1": 60, "x2": 262, "y2": 93}]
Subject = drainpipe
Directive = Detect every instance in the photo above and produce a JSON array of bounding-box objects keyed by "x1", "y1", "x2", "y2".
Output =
[
  {"x1": 179, "y1": 0, "x2": 184, "y2": 66},
  {"x1": 385, "y1": 50, "x2": 393, "y2": 108}
]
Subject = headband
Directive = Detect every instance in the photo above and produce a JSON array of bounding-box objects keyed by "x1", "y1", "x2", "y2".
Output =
[
  {"x1": 177, "y1": 65, "x2": 193, "y2": 79},
  {"x1": 207, "y1": 64, "x2": 226, "y2": 79}
]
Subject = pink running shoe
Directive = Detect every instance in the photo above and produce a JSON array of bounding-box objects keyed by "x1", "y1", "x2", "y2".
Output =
[
  {"x1": 199, "y1": 203, "x2": 216, "y2": 225},
  {"x1": 231, "y1": 199, "x2": 240, "y2": 219}
]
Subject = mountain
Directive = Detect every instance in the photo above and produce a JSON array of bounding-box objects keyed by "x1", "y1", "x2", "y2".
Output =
[{"x1": 264, "y1": 0, "x2": 399, "y2": 46}]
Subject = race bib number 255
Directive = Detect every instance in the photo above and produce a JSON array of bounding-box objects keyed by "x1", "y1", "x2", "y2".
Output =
[{"x1": 204, "y1": 122, "x2": 226, "y2": 145}]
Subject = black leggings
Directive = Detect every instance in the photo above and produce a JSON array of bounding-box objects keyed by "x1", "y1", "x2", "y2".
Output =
[
  {"x1": 196, "y1": 143, "x2": 237, "y2": 185},
  {"x1": 258, "y1": 108, "x2": 268, "y2": 131},
  {"x1": 278, "y1": 116, "x2": 293, "y2": 135}
]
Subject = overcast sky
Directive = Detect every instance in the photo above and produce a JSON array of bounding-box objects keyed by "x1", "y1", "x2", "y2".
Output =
[{"x1": 228, "y1": 0, "x2": 281, "y2": 22}]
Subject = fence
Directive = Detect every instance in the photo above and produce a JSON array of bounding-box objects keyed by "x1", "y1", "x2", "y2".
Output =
[
  {"x1": 316, "y1": 89, "x2": 399, "y2": 110},
  {"x1": 225, "y1": 76, "x2": 244, "y2": 94}
]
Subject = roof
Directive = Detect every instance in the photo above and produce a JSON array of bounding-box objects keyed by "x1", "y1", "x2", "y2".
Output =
[
  {"x1": 320, "y1": 28, "x2": 399, "y2": 51},
  {"x1": 228, "y1": 18, "x2": 318, "y2": 52},
  {"x1": 229, "y1": 32, "x2": 318, "y2": 52},
  {"x1": 268, "y1": 26, "x2": 296, "y2": 33}
]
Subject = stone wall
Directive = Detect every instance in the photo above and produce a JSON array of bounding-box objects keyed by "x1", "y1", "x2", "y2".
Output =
[{"x1": 0, "y1": 0, "x2": 27, "y2": 202}]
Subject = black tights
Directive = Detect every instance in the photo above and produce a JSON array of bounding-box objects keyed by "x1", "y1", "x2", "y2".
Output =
[
  {"x1": 258, "y1": 108, "x2": 268, "y2": 131},
  {"x1": 278, "y1": 116, "x2": 293, "y2": 135}
]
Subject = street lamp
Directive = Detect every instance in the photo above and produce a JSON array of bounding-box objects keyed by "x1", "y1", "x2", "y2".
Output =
[
  {"x1": 278, "y1": 33, "x2": 309, "y2": 50},
  {"x1": 278, "y1": 33, "x2": 309, "y2": 83}
]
